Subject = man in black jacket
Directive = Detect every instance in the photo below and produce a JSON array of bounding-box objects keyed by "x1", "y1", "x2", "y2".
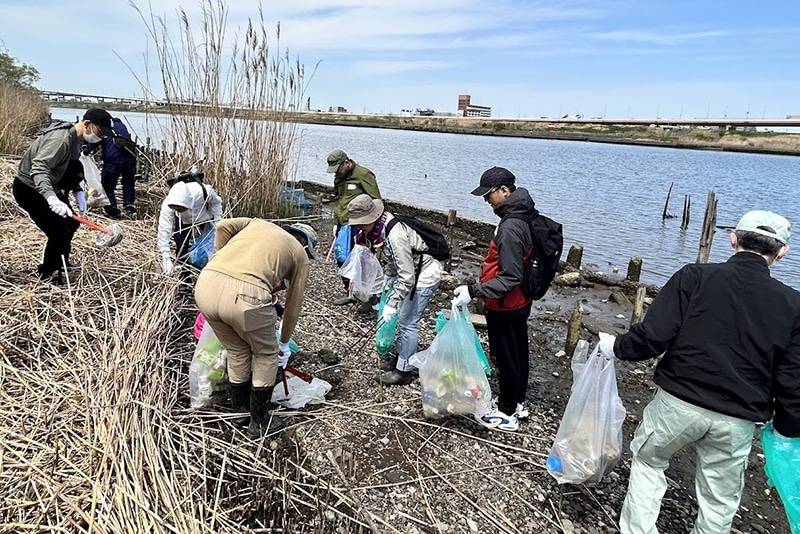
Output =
[
  {"x1": 452, "y1": 167, "x2": 537, "y2": 432},
  {"x1": 598, "y1": 210, "x2": 800, "y2": 534}
]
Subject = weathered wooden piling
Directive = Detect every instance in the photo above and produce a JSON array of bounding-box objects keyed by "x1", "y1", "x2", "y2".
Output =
[
  {"x1": 626, "y1": 256, "x2": 643, "y2": 283},
  {"x1": 696, "y1": 191, "x2": 718, "y2": 263},
  {"x1": 631, "y1": 286, "x2": 647, "y2": 324},
  {"x1": 565, "y1": 301, "x2": 583, "y2": 358},
  {"x1": 662, "y1": 182, "x2": 674, "y2": 220},
  {"x1": 681, "y1": 195, "x2": 691, "y2": 229},
  {"x1": 445, "y1": 209, "x2": 457, "y2": 271},
  {"x1": 566, "y1": 244, "x2": 583, "y2": 270}
]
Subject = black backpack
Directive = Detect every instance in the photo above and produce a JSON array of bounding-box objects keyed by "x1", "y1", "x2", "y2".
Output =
[
  {"x1": 507, "y1": 212, "x2": 564, "y2": 300},
  {"x1": 385, "y1": 214, "x2": 450, "y2": 261}
]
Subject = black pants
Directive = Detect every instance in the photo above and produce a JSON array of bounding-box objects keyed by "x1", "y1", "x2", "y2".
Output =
[
  {"x1": 486, "y1": 304, "x2": 532, "y2": 416},
  {"x1": 13, "y1": 178, "x2": 79, "y2": 276},
  {"x1": 102, "y1": 159, "x2": 137, "y2": 217}
]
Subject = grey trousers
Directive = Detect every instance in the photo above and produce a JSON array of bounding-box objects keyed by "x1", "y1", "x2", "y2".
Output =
[
  {"x1": 619, "y1": 388, "x2": 755, "y2": 534},
  {"x1": 195, "y1": 270, "x2": 279, "y2": 388}
]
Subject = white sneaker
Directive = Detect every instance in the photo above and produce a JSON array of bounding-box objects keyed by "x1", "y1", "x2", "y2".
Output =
[
  {"x1": 474, "y1": 408, "x2": 519, "y2": 431},
  {"x1": 515, "y1": 400, "x2": 530, "y2": 420}
]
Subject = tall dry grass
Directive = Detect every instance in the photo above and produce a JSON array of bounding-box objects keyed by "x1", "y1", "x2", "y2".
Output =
[
  {"x1": 134, "y1": 0, "x2": 308, "y2": 219},
  {"x1": 0, "y1": 83, "x2": 49, "y2": 154},
  {"x1": 0, "y1": 160, "x2": 369, "y2": 532}
]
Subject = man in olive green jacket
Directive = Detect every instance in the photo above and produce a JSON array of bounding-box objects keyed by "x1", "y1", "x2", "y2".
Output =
[{"x1": 326, "y1": 149, "x2": 382, "y2": 308}]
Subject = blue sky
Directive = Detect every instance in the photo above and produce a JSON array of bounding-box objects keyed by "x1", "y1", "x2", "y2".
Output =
[{"x1": 1, "y1": 0, "x2": 799, "y2": 119}]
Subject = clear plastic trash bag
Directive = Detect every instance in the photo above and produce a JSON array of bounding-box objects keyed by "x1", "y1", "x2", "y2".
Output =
[
  {"x1": 188, "y1": 321, "x2": 229, "y2": 408},
  {"x1": 546, "y1": 338, "x2": 626, "y2": 484},
  {"x1": 79, "y1": 154, "x2": 110, "y2": 208},
  {"x1": 338, "y1": 244, "x2": 383, "y2": 302},
  {"x1": 271, "y1": 376, "x2": 332, "y2": 409},
  {"x1": 418, "y1": 303, "x2": 492, "y2": 418}
]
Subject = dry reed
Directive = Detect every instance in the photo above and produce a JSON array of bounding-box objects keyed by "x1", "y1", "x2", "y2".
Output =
[
  {"x1": 0, "y1": 83, "x2": 49, "y2": 155},
  {"x1": 132, "y1": 0, "x2": 308, "y2": 219}
]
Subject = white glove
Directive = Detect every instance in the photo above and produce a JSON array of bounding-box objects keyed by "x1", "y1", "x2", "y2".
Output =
[
  {"x1": 598, "y1": 332, "x2": 617, "y2": 359},
  {"x1": 381, "y1": 305, "x2": 397, "y2": 324},
  {"x1": 75, "y1": 191, "x2": 87, "y2": 215},
  {"x1": 277, "y1": 341, "x2": 291, "y2": 369},
  {"x1": 383, "y1": 275, "x2": 396, "y2": 288},
  {"x1": 452, "y1": 285, "x2": 472, "y2": 307},
  {"x1": 46, "y1": 196, "x2": 73, "y2": 217},
  {"x1": 161, "y1": 253, "x2": 174, "y2": 275}
]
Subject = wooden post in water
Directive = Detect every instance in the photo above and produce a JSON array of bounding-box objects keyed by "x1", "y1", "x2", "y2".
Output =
[
  {"x1": 566, "y1": 244, "x2": 583, "y2": 270},
  {"x1": 681, "y1": 195, "x2": 691, "y2": 229},
  {"x1": 662, "y1": 182, "x2": 674, "y2": 220},
  {"x1": 696, "y1": 191, "x2": 718, "y2": 263},
  {"x1": 626, "y1": 256, "x2": 643, "y2": 283},
  {"x1": 631, "y1": 286, "x2": 647, "y2": 324},
  {"x1": 565, "y1": 301, "x2": 583, "y2": 358},
  {"x1": 445, "y1": 209, "x2": 457, "y2": 271}
]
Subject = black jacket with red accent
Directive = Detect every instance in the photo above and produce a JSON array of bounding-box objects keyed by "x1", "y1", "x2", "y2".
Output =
[{"x1": 468, "y1": 187, "x2": 536, "y2": 312}]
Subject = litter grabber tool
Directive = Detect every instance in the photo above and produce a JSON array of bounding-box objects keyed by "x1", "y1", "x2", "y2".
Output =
[
  {"x1": 280, "y1": 368, "x2": 290, "y2": 396},
  {"x1": 285, "y1": 365, "x2": 312, "y2": 383},
  {"x1": 71, "y1": 214, "x2": 123, "y2": 247}
]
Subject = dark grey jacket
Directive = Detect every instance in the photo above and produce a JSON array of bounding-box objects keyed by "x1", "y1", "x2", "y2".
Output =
[{"x1": 17, "y1": 121, "x2": 82, "y2": 198}]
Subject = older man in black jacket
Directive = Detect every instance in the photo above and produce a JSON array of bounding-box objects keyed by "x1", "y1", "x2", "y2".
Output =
[{"x1": 599, "y1": 210, "x2": 800, "y2": 534}]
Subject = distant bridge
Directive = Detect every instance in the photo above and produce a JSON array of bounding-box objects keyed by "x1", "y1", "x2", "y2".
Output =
[
  {"x1": 41, "y1": 90, "x2": 166, "y2": 107},
  {"x1": 41, "y1": 90, "x2": 800, "y2": 129}
]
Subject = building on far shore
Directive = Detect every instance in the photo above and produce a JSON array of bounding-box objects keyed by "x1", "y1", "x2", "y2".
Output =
[
  {"x1": 328, "y1": 106, "x2": 348, "y2": 113},
  {"x1": 457, "y1": 94, "x2": 491, "y2": 118}
]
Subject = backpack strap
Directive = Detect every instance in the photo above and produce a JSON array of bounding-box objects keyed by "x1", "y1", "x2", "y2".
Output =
[{"x1": 385, "y1": 217, "x2": 422, "y2": 301}]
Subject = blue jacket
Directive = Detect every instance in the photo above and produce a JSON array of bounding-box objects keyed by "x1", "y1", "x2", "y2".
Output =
[{"x1": 83, "y1": 117, "x2": 136, "y2": 164}]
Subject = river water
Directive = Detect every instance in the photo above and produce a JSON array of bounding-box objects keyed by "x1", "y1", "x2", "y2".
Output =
[{"x1": 51, "y1": 108, "x2": 800, "y2": 288}]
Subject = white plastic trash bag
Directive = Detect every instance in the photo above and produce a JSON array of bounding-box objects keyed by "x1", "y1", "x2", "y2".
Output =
[
  {"x1": 79, "y1": 154, "x2": 110, "y2": 208},
  {"x1": 271, "y1": 376, "x2": 332, "y2": 409},
  {"x1": 338, "y1": 244, "x2": 383, "y2": 302},
  {"x1": 546, "y1": 337, "x2": 626, "y2": 484},
  {"x1": 188, "y1": 321, "x2": 229, "y2": 408}
]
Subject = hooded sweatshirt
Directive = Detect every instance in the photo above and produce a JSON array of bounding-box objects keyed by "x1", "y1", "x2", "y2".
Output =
[
  {"x1": 156, "y1": 181, "x2": 223, "y2": 256},
  {"x1": 17, "y1": 121, "x2": 82, "y2": 199},
  {"x1": 468, "y1": 187, "x2": 537, "y2": 311}
]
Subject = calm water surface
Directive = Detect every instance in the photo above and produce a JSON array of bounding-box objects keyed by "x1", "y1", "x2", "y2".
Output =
[{"x1": 52, "y1": 108, "x2": 800, "y2": 287}]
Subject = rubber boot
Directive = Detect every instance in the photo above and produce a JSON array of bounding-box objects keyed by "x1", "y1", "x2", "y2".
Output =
[
  {"x1": 229, "y1": 380, "x2": 250, "y2": 425},
  {"x1": 247, "y1": 387, "x2": 284, "y2": 439}
]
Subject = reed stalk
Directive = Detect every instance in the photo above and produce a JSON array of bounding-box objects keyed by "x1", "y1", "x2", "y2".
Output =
[{"x1": 133, "y1": 0, "x2": 307, "y2": 219}]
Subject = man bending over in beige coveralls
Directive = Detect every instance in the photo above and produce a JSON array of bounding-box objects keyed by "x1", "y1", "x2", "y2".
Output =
[{"x1": 195, "y1": 218, "x2": 318, "y2": 439}]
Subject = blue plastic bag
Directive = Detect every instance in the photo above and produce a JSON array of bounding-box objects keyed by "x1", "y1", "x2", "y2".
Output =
[
  {"x1": 333, "y1": 225, "x2": 352, "y2": 263},
  {"x1": 762, "y1": 422, "x2": 800, "y2": 533},
  {"x1": 435, "y1": 310, "x2": 490, "y2": 376},
  {"x1": 419, "y1": 304, "x2": 492, "y2": 418},
  {"x1": 187, "y1": 225, "x2": 216, "y2": 269},
  {"x1": 375, "y1": 286, "x2": 398, "y2": 356}
]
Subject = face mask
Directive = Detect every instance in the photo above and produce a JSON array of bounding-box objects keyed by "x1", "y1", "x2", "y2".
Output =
[{"x1": 83, "y1": 126, "x2": 101, "y2": 144}]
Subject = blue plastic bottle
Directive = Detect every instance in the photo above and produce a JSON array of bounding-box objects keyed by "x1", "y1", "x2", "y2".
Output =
[{"x1": 546, "y1": 455, "x2": 563, "y2": 472}]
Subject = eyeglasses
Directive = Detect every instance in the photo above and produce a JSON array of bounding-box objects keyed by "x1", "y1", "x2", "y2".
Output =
[{"x1": 482, "y1": 187, "x2": 498, "y2": 199}]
